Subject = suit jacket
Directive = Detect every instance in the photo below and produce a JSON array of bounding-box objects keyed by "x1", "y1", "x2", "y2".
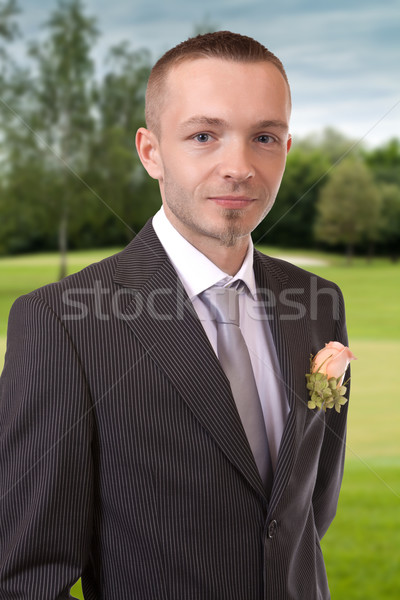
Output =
[{"x1": 0, "y1": 220, "x2": 349, "y2": 599}]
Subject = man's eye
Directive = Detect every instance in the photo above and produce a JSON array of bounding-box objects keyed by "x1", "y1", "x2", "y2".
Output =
[
  {"x1": 256, "y1": 135, "x2": 275, "y2": 144},
  {"x1": 194, "y1": 133, "x2": 211, "y2": 143}
]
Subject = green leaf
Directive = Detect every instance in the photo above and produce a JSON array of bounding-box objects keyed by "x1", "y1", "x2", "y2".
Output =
[
  {"x1": 315, "y1": 372, "x2": 326, "y2": 382},
  {"x1": 328, "y1": 378, "x2": 337, "y2": 390}
]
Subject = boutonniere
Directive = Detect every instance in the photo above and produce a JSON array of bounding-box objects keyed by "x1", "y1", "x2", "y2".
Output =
[{"x1": 306, "y1": 341, "x2": 356, "y2": 413}]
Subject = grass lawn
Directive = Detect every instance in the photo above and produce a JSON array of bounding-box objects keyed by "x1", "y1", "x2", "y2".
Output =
[
  {"x1": 0, "y1": 247, "x2": 399, "y2": 599},
  {"x1": 323, "y1": 461, "x2": 400, "y2": 600}
]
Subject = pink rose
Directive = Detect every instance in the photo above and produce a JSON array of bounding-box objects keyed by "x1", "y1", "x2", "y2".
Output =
[{"x1": 312, "y1": 341, "x2": 356, "y2": 384}]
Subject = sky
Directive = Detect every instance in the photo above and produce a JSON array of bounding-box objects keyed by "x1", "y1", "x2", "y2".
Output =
[{"x1": 10, "y1": 0, "x2": 400, "y2": 148}]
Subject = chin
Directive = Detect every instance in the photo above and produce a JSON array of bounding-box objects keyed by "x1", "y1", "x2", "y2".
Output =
[{"x1": 216, "y1": 224, "x2": 251, "y2": 248}]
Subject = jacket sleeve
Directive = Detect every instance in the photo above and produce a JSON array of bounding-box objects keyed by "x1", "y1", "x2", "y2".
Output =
[
  {"x1": 312, "y1": 284, "x2": 350, "y2": 540},
  {"x1": 0, "y1": 293, "x2": 94, "y2": 599}
]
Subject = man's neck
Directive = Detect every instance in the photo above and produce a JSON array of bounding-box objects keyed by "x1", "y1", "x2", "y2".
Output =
[{"x1": 190, "y1": 236, "x2": 249, "y2": 276}]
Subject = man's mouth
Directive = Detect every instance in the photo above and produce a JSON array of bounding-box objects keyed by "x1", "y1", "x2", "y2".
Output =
[{"x1": 208, "y1": 196, "x2": 255, "y2": 209}]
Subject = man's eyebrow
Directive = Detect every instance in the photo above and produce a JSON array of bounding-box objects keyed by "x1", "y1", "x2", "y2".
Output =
[
  {"x1": 253, "y1": 120, "x2": 289, "y2": 131},
  {"x1": 178, "y1": 116, "x2": 228, "y2": 130},
  {"x1": 177, "y1": 116, "x2": 289, "y2": 131}
]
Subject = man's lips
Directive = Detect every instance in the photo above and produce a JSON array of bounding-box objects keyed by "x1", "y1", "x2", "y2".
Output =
[{"x1": 208, "y1": 196, "x2": 255, "y2": 209}]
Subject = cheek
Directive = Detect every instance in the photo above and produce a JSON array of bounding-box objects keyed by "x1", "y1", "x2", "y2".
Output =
[
  {"x1": 172, "y1": 164, "x2": 209, "y2": 194},
  {"x1": 258, "y1": 154, "x2": 287, "y2": 186},
  {"x1": 272, "y1": 155, "x2": 288, "y2": 183}
]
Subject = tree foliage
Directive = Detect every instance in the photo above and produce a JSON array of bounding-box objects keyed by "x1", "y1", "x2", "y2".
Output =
[
  {"x1": 314, "y1": 159, "x2": 381, "y2": 262},
  {"x1": 86, "y1": 42, "x2": 157, "y2": 244},
  {"x1": 27, "y1": 0, "x2": 99, "y2": 277},
  {"x1": 364, "y1": 138, "x2": 400, "y2": 186}
]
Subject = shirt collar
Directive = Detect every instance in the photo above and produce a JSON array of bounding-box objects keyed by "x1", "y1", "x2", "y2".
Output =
[{"x1": 152, "y1": 207, "x2": 256, "y2": 300}]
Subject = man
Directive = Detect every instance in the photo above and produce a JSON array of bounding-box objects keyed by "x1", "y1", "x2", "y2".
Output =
[{"x1": 0, "y1": 31, "x2": 350, "y2": 599}]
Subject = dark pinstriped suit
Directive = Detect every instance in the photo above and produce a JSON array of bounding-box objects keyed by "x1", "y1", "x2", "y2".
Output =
[{"x1": 0, "y1": 220, "x2": 349, "y2": 599}]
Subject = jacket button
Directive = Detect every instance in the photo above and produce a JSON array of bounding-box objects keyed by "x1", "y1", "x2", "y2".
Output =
[{"x1": 268, "y1": 520, "x2": 277, "y2": 539}]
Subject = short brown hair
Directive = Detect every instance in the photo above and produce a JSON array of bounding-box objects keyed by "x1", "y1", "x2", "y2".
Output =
[{"x1": 145, "y1": 30, "x2": 290, "y2": 137}]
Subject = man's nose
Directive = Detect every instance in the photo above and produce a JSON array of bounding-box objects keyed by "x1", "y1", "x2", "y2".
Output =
[{"x1": 217, "y1": 142, "x2": 254, "y2": 182}]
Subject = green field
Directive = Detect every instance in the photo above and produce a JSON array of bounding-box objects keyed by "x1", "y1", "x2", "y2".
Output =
[{"x1": 0, "y1": 248, "x2": 399, "y2": 599}]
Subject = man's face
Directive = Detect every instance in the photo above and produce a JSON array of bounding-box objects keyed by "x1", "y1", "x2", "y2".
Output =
[{"x1": 150, "y1": 57, "x2": 291, "y2": 249}]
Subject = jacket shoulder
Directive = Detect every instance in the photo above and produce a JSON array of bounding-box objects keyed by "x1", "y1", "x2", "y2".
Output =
[{"x1": 254, "y1": 249, "x2": 341, "y2": 291}]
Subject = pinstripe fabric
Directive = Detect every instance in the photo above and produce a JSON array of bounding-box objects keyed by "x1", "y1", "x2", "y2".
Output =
[{"x1": 0, "y1": 220, "x2": 349, "y2": 599}]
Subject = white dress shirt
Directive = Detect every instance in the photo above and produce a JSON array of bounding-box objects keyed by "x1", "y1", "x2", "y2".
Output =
[{"x1": 152, "y1": 207, "x2": 289, "y2": 470}]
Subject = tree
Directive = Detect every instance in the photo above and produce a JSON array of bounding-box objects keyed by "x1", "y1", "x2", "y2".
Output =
[
  {"x1": 28, "y1": 0, "x2": 99, "y2": 278},
  {"x1": 0, "y1": 112, "x2": 62, "y2": 254},
  {"x1": 85, "y1": 42, "x2": 159, "y2": 244},
  {"x1": 314, "y1": 158, "x2": 381, "y2": 263}
]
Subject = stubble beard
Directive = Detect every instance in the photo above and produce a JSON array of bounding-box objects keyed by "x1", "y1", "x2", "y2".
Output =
[
  {"x1": 166, "y1": 195, "x2": 249, "y2": 248},
  {"x1": 216, "y1": 208, "x2": 248, "y2": 247},
  {"x1": 163, "y1": 178, "x2": 268, "y2": 248}
]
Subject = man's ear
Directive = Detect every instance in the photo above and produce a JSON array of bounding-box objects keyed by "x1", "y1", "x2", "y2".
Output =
[
  {"x1": 135, "y1": 127, "x2": 163, "y2": 180},
  {"x1": 287, "y1": 134, "x2": 292, "y2": 154}
]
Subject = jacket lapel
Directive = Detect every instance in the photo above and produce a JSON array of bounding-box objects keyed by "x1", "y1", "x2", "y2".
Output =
[
  {"x1": 113, "y1": 221, "x2": 266, "y2": 498},
  {"x1": 253, "y1": 250, "x2": 310, "y2": 514}
]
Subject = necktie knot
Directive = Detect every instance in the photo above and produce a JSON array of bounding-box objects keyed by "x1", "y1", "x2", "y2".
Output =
[{"x1": 200, "y1": 284, "x2": 241, "y2": 327}]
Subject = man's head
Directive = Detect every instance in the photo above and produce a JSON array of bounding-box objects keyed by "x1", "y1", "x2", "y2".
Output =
[
  {"x1": 145, "y1": 30, "x2": 291, "y2": 138},
  {"x1": 136, "y1": 31, "x2": 292, "y2": 258}
]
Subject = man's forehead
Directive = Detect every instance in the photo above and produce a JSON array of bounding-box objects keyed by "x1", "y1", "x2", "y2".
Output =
[
  {"x1": 164, "y1": 57, "x2": 291, "y2": 108},
  {"x1": 164, "y1": 58, "x2": 289, "y2": 110}
]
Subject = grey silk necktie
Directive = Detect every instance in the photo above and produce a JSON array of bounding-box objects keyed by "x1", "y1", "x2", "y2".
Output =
[{"x1": 200, "y1": 284, "x2": 273, "y2": 495}]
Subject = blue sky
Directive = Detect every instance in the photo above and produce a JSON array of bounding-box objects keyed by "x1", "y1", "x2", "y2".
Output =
[{"x1": 11, "y1": 0, "x2": 400, "y2": 147}]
